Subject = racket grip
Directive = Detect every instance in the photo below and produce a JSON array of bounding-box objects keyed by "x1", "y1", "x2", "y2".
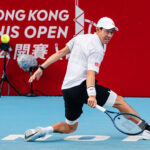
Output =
[{"x1": 96, "y1": 105, "x2": 106, "y2": 112}]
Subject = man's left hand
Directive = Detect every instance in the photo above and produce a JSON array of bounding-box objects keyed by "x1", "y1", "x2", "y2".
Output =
[{"x1": 87, "y1": 96, "x2": 97, "y2": 108}]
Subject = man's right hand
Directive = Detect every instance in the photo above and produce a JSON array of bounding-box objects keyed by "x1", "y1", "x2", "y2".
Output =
[{"x1": 29, "y1": 68, "x2": 43, "y2": 83}]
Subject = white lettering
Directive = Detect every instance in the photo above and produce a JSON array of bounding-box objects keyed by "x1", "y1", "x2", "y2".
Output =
[
  {"x1": 0, "y1": 26, "x2": 5, "y2": 35},
  {"x1": 37, "y1": 26, "x2": 47, "y2": 38},
  {"x1": 6, "y1": 26, "x2": 11, "y2": 35},
  {"x1": 0, "y1": 26, "x2": 19, "y2": 37},
  {"x1": 0, "y1": 10, "x2": 4, "y2": 20},
  {"x1": 5, "y1": 10, "x2": 15, "y2": 21},
  {"x1": 24, "y1": 26, "x2": 69, "y2": 39},
  {"x1": 24, "y1": 26, "x2": 36, "y2": 38},
  {"x1": 11, "y1": 26, "x2": 20, "y2": 38},
  {"x1": 48, "y1": 10, "x2": 58, "y2": 21},
  {"x1": 15, "y1": 10, "x2": 26, "y2": 21},
  {"x1": 48, "y1": 26, "x2": 57, "y2": 38},
  {"x1": 37, "y1": 10, "x2": 48, "y2": 21},
  {"x1": 28, "y1": 10, "x2": 38, "y2": 21},
  {"x1": 57, "y1": 26, "x2": 68, "y2": 38},
  {"x1": 4, "y1": 10, "x2": 25, "y2": 21},
  {"x1": 0, "y1": 9, "x2": 70, "y2": 22},
  {"x1": 59, "y1": 10, "x2": 69, "y2": 21}
]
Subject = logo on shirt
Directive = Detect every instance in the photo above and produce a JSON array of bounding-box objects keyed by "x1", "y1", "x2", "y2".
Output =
[{"x1": 95, "y1": 62, "x2": 99, "y2": 67}]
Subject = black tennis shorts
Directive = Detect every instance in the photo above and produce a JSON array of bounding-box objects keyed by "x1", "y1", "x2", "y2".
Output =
[{"x1": 62, "y1": 80, "x2": 111, "y2": 121}]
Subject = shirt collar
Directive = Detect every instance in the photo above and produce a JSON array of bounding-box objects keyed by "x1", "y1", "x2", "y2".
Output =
[{"x1": 94, "y1": 33, "x2": 107, "y2": 52}]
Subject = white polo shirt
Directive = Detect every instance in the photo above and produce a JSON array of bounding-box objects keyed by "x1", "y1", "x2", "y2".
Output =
[{"x1": 61, "y1": 33, "x2": 106, "y2": 90}]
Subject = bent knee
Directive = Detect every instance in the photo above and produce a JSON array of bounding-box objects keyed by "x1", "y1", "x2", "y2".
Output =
[
  {"x1": 66, "y1": 122, "x2": 78, "y2": 134},
  {"x1": 113, "y1": 96, "x2": 126, "y2": 108}
]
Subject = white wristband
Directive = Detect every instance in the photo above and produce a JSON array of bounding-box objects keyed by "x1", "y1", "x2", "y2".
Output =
[{"x1": 87, "y1": 86, "x2": 96, "y2": 96}]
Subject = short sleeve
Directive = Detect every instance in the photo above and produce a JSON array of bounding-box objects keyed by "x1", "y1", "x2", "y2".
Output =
[
  {"x1": 66, "y1": 37, "x2": 75, "y2": 52},
  {"x1": 87, "y1": 49, "x2": 104, "y2": 74}
]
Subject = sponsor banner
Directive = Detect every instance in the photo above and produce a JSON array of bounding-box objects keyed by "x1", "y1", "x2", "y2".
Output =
[{"x1": 0, "y1": 0, "x2": 150, "y2": 96}]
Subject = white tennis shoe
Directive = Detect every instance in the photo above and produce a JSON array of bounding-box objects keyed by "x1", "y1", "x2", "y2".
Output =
[
  {"x1": 142, "y1": 130, "x2": 150, "y2": 140},
  {"x1": 24, "y1": 127, "x2": 46, "y2": 142}
]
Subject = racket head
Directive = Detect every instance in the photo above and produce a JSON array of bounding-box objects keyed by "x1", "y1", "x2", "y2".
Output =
[{"x1": 113, "y1": 113, "x2": 145, "y2": 135}]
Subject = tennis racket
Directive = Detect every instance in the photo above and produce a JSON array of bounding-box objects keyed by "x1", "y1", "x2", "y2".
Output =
[{"x1": 96, "y1": 105, "x2": 146, "y2": 135}]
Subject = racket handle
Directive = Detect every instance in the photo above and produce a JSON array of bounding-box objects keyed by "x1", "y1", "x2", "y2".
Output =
[{"x1": 96, "y1": 105, "x2": 106, "y2": 112}]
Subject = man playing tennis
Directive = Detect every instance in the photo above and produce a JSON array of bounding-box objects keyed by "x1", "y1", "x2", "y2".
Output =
[{"x1": 24, "y1": 17, "x2": 150, "y2": 141}]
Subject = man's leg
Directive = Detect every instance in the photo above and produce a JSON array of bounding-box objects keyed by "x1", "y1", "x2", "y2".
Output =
[
  {"x1": 24, "y1": 122, "x2": 78, "y2": 142},
  {"x1": 52, "y1": 122, "x2": 78, "y2": 133},
  {"x1": 113, "y1": 96, "x2": 140, "y2": 116}
]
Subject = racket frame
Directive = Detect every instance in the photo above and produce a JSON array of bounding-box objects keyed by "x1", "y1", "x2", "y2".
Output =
[{"x1": 96, "y1": 105, "x2": 145, "y2": 135}]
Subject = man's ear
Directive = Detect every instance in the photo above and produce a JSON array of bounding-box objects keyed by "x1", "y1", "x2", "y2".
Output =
[{"x1": 96, "y1": 27, "x2": 102, "y2": 33}]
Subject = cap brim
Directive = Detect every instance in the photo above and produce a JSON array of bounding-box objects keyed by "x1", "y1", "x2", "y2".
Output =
[
  {"x1": 114, "y1": 27, "x2": 119, "y2": 31},
  {"x1": 100, "y1": 25, "x2": 119, "y2": 31},
  {"x1": 97, "y1": 24, "x2": 119, "y2": 31},
  {"x1": 106, "y1": 26, "x2": 119, "y2": 31}
]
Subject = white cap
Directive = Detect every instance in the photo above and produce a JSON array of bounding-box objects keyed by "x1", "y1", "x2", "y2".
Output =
[{"x1": 96, "y1": 17, "x2": 119, "y2": 31}]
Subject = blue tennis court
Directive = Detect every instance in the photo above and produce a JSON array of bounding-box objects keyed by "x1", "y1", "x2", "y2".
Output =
[{"x1": 0, "y1": 96, "x2": 150, "y2": 150}]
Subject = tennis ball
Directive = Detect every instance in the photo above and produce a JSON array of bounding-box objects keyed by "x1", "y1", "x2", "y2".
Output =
[{"x1": 1, "y1": 34, "x2": 10, "y2": 43}]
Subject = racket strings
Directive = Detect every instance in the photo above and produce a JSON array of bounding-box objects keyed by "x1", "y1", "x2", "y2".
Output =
[{"x1": 114, "y1": 114, "x2": 144, "y2": 134}]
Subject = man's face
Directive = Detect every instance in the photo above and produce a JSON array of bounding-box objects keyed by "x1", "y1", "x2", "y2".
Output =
[{"x1": 96, "y1": 28, "x2": 115, "y2": 44}]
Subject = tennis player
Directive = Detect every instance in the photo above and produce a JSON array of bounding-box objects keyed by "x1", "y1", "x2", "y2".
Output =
[{"x1": 24, "y1": 17, "x2": 150, "y2": 141}]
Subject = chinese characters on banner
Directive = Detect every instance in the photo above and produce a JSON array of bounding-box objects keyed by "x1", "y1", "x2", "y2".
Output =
[{"x1": 13, "y1": 44, "x2": 48, "y2": 60}]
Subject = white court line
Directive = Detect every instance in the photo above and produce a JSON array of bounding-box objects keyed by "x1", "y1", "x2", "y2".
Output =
[
  {"x1": 36, "y1": 135, "x2": 53, "y2": 141},
  {"x1": 2, "y1": 135, "x2": 24, "y2": 140},
  {"x1": 122, "y1": 136, "x2": 143, "y2": 141}
]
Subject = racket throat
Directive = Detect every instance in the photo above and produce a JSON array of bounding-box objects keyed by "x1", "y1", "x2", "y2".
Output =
[{"x1": 138, "y1": 120, "x2": 147, "y2": 130}]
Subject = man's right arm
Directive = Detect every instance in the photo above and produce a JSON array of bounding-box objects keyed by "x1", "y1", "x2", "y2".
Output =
[
  {"x1": 40, "y1": 45, "x2": 70, "y2": 69},
  {"x1": 29, "y1": 46, "x2": 70, "y2": 82}
]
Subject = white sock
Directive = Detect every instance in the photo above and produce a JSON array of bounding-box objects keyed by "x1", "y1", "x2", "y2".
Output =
[{"x1": 42, "y1": 126, "x2": 54, "y2": 134}]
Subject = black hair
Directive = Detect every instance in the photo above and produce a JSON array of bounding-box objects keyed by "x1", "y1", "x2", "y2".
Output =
[{"x1": 95, "y1": 27, "x2": 103, "y2": 32}]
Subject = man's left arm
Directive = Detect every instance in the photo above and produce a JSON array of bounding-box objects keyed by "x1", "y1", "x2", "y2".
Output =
[{"x1": 86, "y1": 70, "x2": 97, "y2": 108}]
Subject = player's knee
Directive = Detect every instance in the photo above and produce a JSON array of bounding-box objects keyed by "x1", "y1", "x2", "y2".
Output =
[
  {"x1": 66, "y1": 123, "x2": 78, "y2": 134},
  {"x1": 113, "y1": 96, "x2": 126, "y2": 108}
]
